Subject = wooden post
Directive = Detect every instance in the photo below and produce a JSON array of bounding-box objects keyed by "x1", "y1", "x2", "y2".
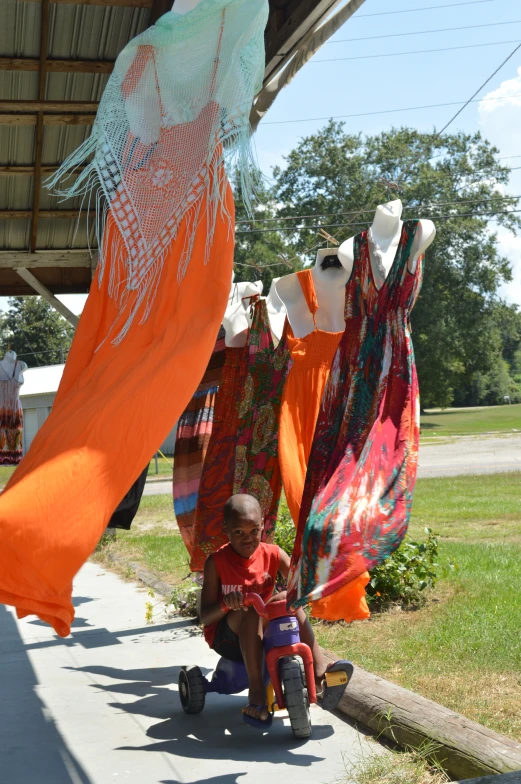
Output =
[
  {"x1": 15, "y1": 269, "x2": 79, "y2": 328},
  {"x1": 30, "y1": 0, "x2": 50, "y2": 254}
]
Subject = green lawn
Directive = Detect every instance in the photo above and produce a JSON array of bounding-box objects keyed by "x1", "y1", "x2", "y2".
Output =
[
  {"x1": 420, "y1": 403, "x2": 521, "y2": 437},
  {"x1": 95, "y1": 474, "x2": 521, "y2": 740},
  {"x1": 315, "y1": 472, "x2": 521, "y2": 741}
]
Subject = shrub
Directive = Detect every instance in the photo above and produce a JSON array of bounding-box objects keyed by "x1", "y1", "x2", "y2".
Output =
[{"x1": 367, "y1": 529, "x2": 439, "y2": 609}]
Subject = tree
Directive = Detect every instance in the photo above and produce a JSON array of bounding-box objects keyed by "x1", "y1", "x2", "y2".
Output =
[
  {"x1": 232, "y1": 172, "x2": 300, "y2": 293},
  {"x1": 270, "y1": 122, "x2": 520, "y2": 407},
  {"x1": 0, "y1": 297, "x2": 74, "y2": 367}
]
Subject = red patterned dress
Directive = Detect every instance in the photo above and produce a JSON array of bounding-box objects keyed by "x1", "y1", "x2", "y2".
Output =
[
  {"x1": 288, "y1": 221, "x2": 424, "y2": 612},
  {"x1": 0, "y1": 361, "x2": 24, "y2": 466}
]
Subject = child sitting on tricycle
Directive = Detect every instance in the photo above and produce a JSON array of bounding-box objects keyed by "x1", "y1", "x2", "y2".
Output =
[{"x1": 186, "y1": 493, "x2": 352, "y2": 734}]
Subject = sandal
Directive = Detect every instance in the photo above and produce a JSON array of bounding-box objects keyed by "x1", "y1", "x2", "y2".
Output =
[
  {"x1": 242, "y1": 703, "x2": 273, "y2": 729},
  {"x1": 319, "y1": 660, "x2": 354, "y2": 712}
]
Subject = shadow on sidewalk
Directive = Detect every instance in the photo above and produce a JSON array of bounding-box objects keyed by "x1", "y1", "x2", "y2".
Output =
[
  {"x1": 70, "y1": 662, "x2": 335, "y2": 770},
  {"x1": 0, "y1": 604, "x2": 91, "y2": 784}
]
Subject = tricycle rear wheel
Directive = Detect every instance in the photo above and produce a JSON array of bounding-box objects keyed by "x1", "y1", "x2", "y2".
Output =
[
  {"x1": 179, "y1": 665, "x2": 206, "y2": 714},
  {"x1": 280, "y1": 657, "x2": 312, "y2": 739}
]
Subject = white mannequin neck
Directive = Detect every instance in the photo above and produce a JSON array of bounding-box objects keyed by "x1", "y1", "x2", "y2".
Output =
[
  {"x1": 223, "y1": 279, "x2": 263, "y2": 347},
  {"x1": 172, "y1": 0, "x2": 202, "y2": 13},
  {"x1": 0, "y1": 350, "x2": 27, "y2": 384},
  {"x1": 265, "y1": 277, "x2": 287, "y2": 341},
  {"x1": 275, "y1": 249, "x2": 347, "y2": 338}
]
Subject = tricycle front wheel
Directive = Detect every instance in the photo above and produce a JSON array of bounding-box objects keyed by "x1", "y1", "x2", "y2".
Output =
[
  {"x1": 179, "y1": 665, "x2": 206, "y2": 714},
  {"x1": 280, "y1": 657, "x2": 312, "y2": 739}
]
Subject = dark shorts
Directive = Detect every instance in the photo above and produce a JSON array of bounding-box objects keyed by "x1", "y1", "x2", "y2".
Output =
[{"x1": 212, "y1": 614, "x2": 243, "y2": 662}]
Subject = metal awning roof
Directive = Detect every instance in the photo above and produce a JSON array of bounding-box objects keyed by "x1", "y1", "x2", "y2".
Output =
[{"x1": 0, "y1": 0, "x2": 343, "y2": 298}]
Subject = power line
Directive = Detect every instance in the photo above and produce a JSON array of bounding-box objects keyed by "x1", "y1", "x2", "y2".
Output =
[
  {"x1": 328, "y1": 19, "x2": 521, "y2": 43},
  {"x1": 313, "y1": 39, "x2": 521, "y2": 64},
  {"x1": 235, "y1": 208, "x2": 521, "y2": 235},
  {"x1": 261, "y1": 92, "x2": 521, "y2": 126},
  {"x1": 354, "y1": 0, "x2": 502, "y2": 18},
  {"x1": 237, "y1": 194, "x2": 521, "y2": 227}
]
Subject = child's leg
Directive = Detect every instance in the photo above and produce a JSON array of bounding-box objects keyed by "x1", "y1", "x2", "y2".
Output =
[
  {"x1": 228, "y1": 607, "x2": 268, "y2": 721},
  {"x1": 295, "y1": 608, "x2": 327, "y2": 690}
]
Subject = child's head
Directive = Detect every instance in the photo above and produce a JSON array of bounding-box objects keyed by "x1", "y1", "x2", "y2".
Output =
[{"x1": 223, "y1": 494, "x2": 263, "y2": 559}]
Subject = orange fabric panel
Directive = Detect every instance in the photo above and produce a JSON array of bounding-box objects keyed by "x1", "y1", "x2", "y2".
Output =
[{"x1": 0, "y1": 187, "x2": 235, "y2": 637}]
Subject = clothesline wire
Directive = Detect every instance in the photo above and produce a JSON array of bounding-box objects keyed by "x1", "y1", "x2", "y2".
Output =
[
  {"x1": 354, "y1": 0, "x2": 503, "y2": 18},
  {"x1": 241, "y1": 42, "x2": 521, "y2": 271},
  {"x1": 235, "y1": 208, "x2": 521, "y2": 236},
  {"x1": 237, "y1": 193, "x2": 521, "y2": 228},
  {"x1": 261, "y1": 91, "x2": 521, "y2": 126},
  {"x1": 313, "y1": 39, "x2": 521, "y2": 65},
  {"x1": 328, "y1": 18, "x2": 521, "y2": 43}
]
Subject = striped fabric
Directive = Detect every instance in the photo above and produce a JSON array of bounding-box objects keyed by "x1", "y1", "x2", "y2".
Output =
[{"x1": 173, "y1": 326, "x2": 226, "y2": 555}]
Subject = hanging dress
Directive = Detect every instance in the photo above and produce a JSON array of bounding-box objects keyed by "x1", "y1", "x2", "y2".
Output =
[
  {"x1": 0, "y1": 361, "x2": 24, "y2": 466},
  {"x1": 108, "y1": 464, "x2": 150, "y2": 530},
  {"x1": 174, "y1": 326, "x2": 226, "y2": 555},
  {"x1": 0, "y1": 0, "x2": 268, "y2": 637},
  {"x1": 288, "y1": 221, "x2": 424, "y2": 612},
  {"x1": 190, "y1": 343, "x2": 249, "y2": 572},
  {"x1": 278, "y1": 270, "x2": 370, "y2": 623},
  {"x1": 233, "y1": 296, "x2": 292, "y2": 539}
]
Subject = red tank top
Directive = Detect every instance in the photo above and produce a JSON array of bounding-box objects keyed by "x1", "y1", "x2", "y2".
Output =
[{"x1": 204, "y1": 542, "x2": 281, "y2": 646}]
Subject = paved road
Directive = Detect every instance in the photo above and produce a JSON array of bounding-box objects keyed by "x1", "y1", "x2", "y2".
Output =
[
  {"x1": 417, "y1": 433, "x2": 521, "y2": 479},
  {"x1": 1, "y1": 563, "x2": 379, "y2": 784},
  {"x1": 144, "y1": 434, "x2": 521, "y2": 495}
]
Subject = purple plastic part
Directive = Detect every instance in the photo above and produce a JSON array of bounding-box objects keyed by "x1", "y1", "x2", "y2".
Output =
[
  {"x1": 263, "y1": 616, "x2": 300, "y2": 652},
  {"x1": 205, "y1": 656, "x2": 270, "y2": 695}
]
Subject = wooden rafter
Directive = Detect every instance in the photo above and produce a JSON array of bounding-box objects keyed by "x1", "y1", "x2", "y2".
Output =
[
  {"x1": 0, "y1": 165, "x2": 87, "y2": 175},
  {"x1": 0, "y1": 210, "x2": 96, "y2": 219},
  {"x1": 0, "y1": 57, "x2": 114, "y2": 74},
  {"x1": 19, "y1": 0, "x2": 152, "y2": 7},
  {"x1": 0, "y1": 251, "x2": 94, "y2": 269},
  {"x1": 0, "y1": 114, "x2": 96, "y2": 125},
  {"x1": 0, "y1": 100, "x2": 99, "y2": 112},
  {"x1": 15, "y1": 269, "x2": 80, "y2": 326}
]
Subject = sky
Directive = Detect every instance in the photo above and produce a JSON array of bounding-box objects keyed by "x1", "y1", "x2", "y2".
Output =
[{"x1": 14, "y1": 0, "x2": 521, "y2": 315}]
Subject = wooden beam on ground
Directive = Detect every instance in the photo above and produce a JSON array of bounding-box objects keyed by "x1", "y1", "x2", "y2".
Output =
[
  {"x1": 0, "y1": 114, "x2": 95, "y2": 125},
  {"x1": 0, "y1": 57, "x2": 114, "y2": 74},
  {"x1": 456, "y1": 773, "x2": 521, "y2": 784},
  {"x1": 324, "y1": 651, "x2": 521, "y2": 780},
  {"x1": 18, "y1": 0, "x2": 152, "y2": 7},
  {"x1": 0, "y1": 100, "x2": 99, "y2": 113},
  {"x1": 15, "y1": 268, "x2": 80, "y2": 327},
  {"x1": 0, "y1": 251, "x2": 94, "y2": 269},
  {"x1": 0, "y1": 210, "x2": 95, "y2": 219}
]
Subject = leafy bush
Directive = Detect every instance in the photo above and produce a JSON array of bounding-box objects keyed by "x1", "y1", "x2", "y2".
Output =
[
  {"x1": 273, "y1": 498, "x2": 296, "y2": 556},
  {"x1": 367, "y1": 529, "x2": 439, "y2": 609}
]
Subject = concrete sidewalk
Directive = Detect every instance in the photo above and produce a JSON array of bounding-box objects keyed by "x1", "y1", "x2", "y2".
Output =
[{"x1": 1, "y1": 562, "x2": 378, "y2": 784}]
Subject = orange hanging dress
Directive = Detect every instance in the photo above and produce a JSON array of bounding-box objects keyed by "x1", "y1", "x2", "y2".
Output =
[
  {"x1": 0, "y1": 191, "x2": 234, "y2": 638},
  {"x1": 278, "y1": 269, "x2": 370, "y2": 623}
]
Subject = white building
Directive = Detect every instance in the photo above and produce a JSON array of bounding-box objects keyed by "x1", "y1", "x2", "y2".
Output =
[{"x1": 20, "y1": 364, "x2": 176, "y2": 455}]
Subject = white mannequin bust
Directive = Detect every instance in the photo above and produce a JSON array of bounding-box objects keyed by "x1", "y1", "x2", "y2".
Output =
[
  {"x1": 338, "y1": 199, "x2": 436, "y2": 286},
  {"x1": 172, "y1": 0, "x2": 202, "y2": 13},
  {"x1": 275, "y1": 248, "x2": 348, "y2": 339},
  {"x1": 265, "y1": 277, "x2": 287, "y2": 342},
  {"x1": 223, "y1": 279, "x2": 263, "y2": 347},
  {"x1": 0, "y1": 350, "x2": 27, "y2": 384}
]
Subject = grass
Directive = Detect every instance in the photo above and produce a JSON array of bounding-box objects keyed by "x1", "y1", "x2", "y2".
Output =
[
  {"x1": 147, "y1": 455, "x2": 173, "y2": 477},
  {"x1": 346, "y1": 744, "x2": 448, "y2": 784},
  {"x1": 315, "y1": 471, "x2": 521, "y2": 741},
  {"x1": 420, "y1": 403, "x2": 521, "y2": 437},
  {"x1": 94, "y1": 473, "x2": 521, "y2": 741}
]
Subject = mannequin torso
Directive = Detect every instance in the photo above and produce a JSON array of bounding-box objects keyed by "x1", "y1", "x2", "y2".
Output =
[
  {"x1": 275, "y1": 249, "x2": 348, "y2": 339},
  {"x1": 265, "y1": 278, "x2": 287, "y2": 342},
  {"x1": 223, "y1": 279, "x2": 263, "y2": 347},
  {"x1": 0, "y1": 351, "x2": 26, "y2": 385},
  {"x1": 338, "y1": 200, "x2": 436, "y2": 287}
]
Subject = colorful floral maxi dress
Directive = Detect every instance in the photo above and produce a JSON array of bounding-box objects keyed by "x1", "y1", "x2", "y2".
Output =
[
  {"x1": 0, "y1": 362, "x2": 24, "y2": 466},
  {"x1": 174, "y1": 326, "x2": 226, "y2": 555},
  {"x1": 190, "y1": 344, "x2": 249, "y2": 571},
  {"x1": 233, "y1": 297, "x2": 292, "y2": 538},
  {"x1": 288, "y1": 221, "x2": 424, "y2": 610}
]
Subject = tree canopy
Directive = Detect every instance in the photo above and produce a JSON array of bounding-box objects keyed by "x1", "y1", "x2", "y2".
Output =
[
  {"x1": 0, "y1": 297, "x2": 74, "y2": 367},
  {"x1": 235, "y1": 122, "x2": 521, "y2": 407}
]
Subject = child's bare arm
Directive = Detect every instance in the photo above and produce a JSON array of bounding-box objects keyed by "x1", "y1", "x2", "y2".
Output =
[{"x1": 200, "y1": 556, "x2": 227, "y2": 626}]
